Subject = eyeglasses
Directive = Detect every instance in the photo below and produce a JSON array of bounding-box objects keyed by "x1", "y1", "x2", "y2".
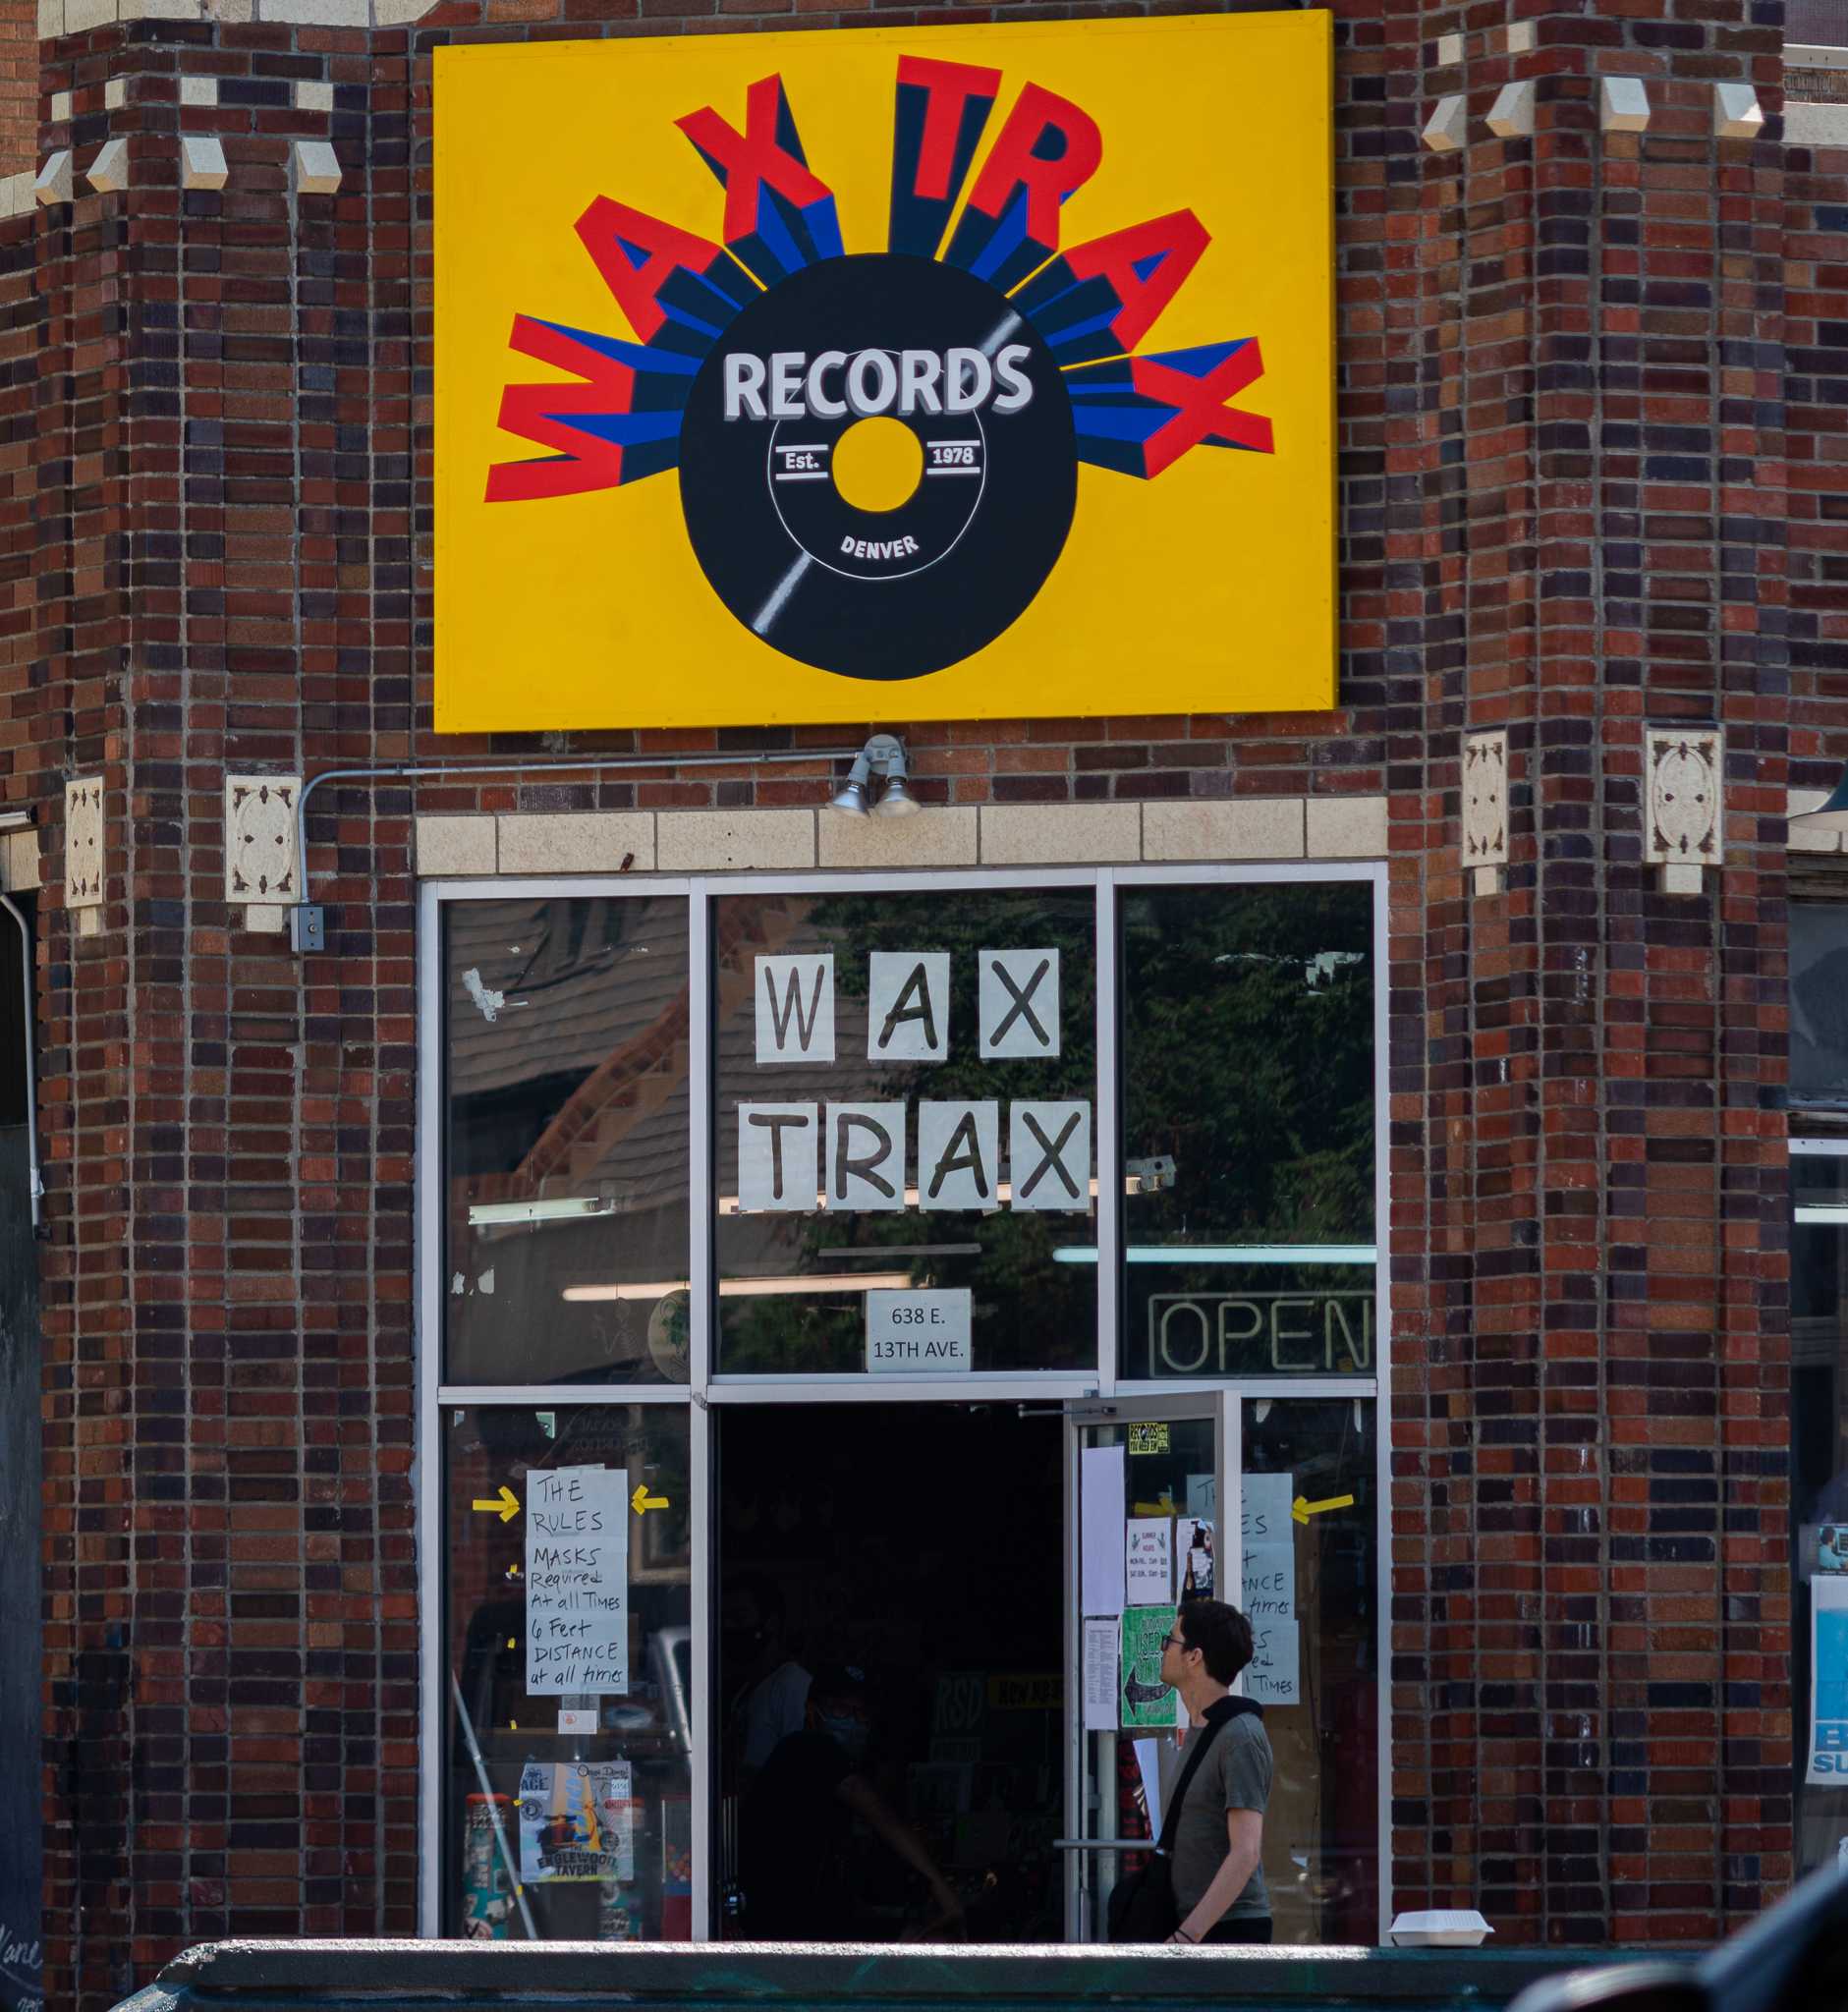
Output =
[{"x1": 1161, "y1": 1632, "x2": 1190, "y2": 1653}]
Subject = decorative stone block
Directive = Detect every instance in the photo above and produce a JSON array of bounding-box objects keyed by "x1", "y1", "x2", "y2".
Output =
[
  {"x1": 1462, "y1": 730, "x2": 1508, "y2": 889},
  {"x1": 1714, "y1": 83, "x2": 1764, "y2": 140},
  {"x1": 50, "y1": 91, "x2": 73, "y2": 123},
  {"x1": 980, "y1": 803, "x2": 1139, "y2": 867},
  {"x1": 415, "y1": 814, "x2": 497, "y2": 877},
  {"x1": 0, "y1": 175, "x2": 30, "y2": 221},
  {"x1": 1143, "y1": 798, "x2": 1305, "y2": 863},
  {"x1": 818, "y1": 806, "x2": 979, "y2": 869},
  {"x1": 1, "y1": 828, "x2": 37, "y2": 894},
  {"x1": 104, "y1": 77, "x2": 126, "y2": 110},
  {"x1": 1505, "y1": 20, "x2": 1535, "y2": 53},
  {"x1": 34, "y1": 151, "x2": 73, "y2": 207},
  {"x1": 1645, "y1": 728, "x2": 1722, "y2": 891},
  {"x1": 1423, "y1": 94, "x2": 1469, "y2": 152},
  {"x1": 181, "y1": 135, "x2": 228, "y2": 193},
  {"x1": 65, "y1": 777, "x2": 103, "y2": 911},
  {"x1": 86, "y1": 139, "x2": 130, "y2": 195},
  {"x1": 656, "y1": 810, "x2": 812, "y2": 873},
  {"x1": 1434, "y1": 31, "x2": 1463, "y2": 66},
  {"x1": 1486, "y1": 79, "x2": 1536, "y2": 139},
  {"x1": 225, "y1": 774, "x2": 302, "y2": 904},
  {"x1": 179, "y1": 76, "x2": 217, "y2": 107},
  {"x1": 1599, "y1": 76, "x2": 1651, "y2": 134},
  {"x1": 498, "y1": 811, "x2": 657, "y2": 875},
  {"x1": 1786, "y1": 101, "x2": 1848, "y2": 146},
  {"x1": 1306, "y1": 795, "x2": 1390, "y2": 860},
  {"x1": 294, "y1": 140, "x2": 341, "y2": 196},
  {"x1": 36, "y1": 0, "x2": 64, "y2": 36},
  {"x1": 296, "y1": 80, "x2": 334, "y2": 112},
  {"x1": 1789, "y1": 789, "x2": 1841, "y2": 855}
]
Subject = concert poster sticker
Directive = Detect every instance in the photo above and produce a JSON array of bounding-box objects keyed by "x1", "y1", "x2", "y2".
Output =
[
  {"x1": 518, "y1": 1759, "x2": 638, "y2": 1882},
  {"x1": 526, "y1": 1464, "x2": 630, "y2": 1694},
  {"x1": 1120, "y1": 1605, "x2": 1178, "y2": 1729},
  {"x1": 1809, "y1": 1574, "x2": 1848, "y2": 1785},
  {"x1": 1177, "y1": 1517, "x2": 1215, "y2": 1599}
]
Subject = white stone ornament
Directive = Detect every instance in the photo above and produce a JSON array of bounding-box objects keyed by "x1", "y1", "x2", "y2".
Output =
[
  {"x1": 34, "y1": 151, "x2": 73, "y2": 206},
  {"x1": 86, "y1": 139, "x2": 130, "y2": 195},
  {"x1": 1645, "y1": 728, "x2": 1722, "y2": 893},
  {"x1": 294, "y1": 140, "x2": 341, "y2": 196},
  {"x1": 224, "y1": 773, "x2": 302, "y2": 902},
  {"x1": 1423, "y1": 94, "x2": 1469, "y2": 152},
  {"x1": 1486, "y1": 80, "x2": 1537, "y2": 139},
  {"x1": 1463, "y1": 730, "x2": 1508, "y2": 894},
  {"x1": 1714, "y1": 83, "x2": 1764, "y2": 140},
  {"x1": 181, "y1": 135, "x2": 229, "y2": 193},
  {"x1": 1600, "y1": 77, "x2": 1651, "y2": 135},
  {"x1": 65, "y1": 776, "x2": 103, "y2": 910}
]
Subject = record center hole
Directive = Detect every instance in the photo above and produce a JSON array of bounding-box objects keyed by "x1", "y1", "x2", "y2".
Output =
[{"x1": 831, "y1": 416, "x2": 924, "y2": 514}]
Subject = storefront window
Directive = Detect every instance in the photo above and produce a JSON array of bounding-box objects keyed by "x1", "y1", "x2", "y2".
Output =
[
  {"x1": 712, "y1": 885, "x2": 1097, "y2": 1375},
  {"x1": 1241, "y1": 1395, "x2": 1377, "y2": 1941},
  {"x1": 1792, "y1": 1147, "x2": 1848, "y2": 1873},
  {"x1": 443, "y1": 1404, "x2": 692, "y2": 1938},
  {"x1": 426, "y1": 867, "x2": 1387, "y2": 1943},
  {"x1": 1793, "y1": 904, "x2": 1848, "y2": 1108},
  {"x1": 1119, "y1": 883, "x2": 1375, "y2": 1382},
  {"x1": 445, "y1": 897, "x2": 693, "y2": 1385}
]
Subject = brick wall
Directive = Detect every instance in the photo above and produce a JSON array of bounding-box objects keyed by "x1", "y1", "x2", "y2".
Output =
[{"x1": 0, "y1": 0, "x2": 1834, "y2": 2004}]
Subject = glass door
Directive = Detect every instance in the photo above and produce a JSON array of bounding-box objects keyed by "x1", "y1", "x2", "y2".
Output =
[{"x1": 1061, "y1": 1392, "x2": 1233, "y2": 1941}]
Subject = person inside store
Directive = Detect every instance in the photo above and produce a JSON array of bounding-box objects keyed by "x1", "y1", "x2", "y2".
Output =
[
  {"x1": 737, "y1": 1660, "x2": 966, "y2": 1939},
  {"x1": 1161, "y1": 1599, "x2": 1273, "y2": 1946},
  {"x1": 723, "y1": 1574, "x2": 812, "y2": 1792}
]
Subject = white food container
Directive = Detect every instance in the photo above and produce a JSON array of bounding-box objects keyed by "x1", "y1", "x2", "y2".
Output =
[{"x1": 1388, "y1": 1910, "x2": 1494, "y2": 1948}]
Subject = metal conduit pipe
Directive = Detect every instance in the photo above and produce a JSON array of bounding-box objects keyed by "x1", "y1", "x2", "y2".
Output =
[
  {"x1": 287, "y1": 746, "x2": 870, "y2": 951},
  {"x1": 0, "y1": 891, "x2": 41, "y2": 1230}
]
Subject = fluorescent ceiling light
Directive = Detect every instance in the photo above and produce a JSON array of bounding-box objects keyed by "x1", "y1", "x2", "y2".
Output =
[
  {"x1": 1051, "y1": 1244, "x2": 1377, "y2": 1265},
  {"x1": 563, "y1": 1271, "x2": 916, "y2": 1303},
  {"x1": 469, "y1": 1197, "x2": 614, "y2": 1228},
  {"x1": 1796, "y1": 1205, "x2": 1848, "y2": 1223},
  {"x1": 560, "y1": 1280, "x2": 690, "y2": 1303}
]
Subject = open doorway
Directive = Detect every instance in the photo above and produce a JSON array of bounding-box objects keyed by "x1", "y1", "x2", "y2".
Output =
[{"x1": 717, "y1": 1403, "x2": 1065, "y2": 1942}]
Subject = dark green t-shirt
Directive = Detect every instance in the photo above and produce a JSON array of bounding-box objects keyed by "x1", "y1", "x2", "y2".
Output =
[{"x1": 1168, "y1": 1707, "x2": 1271, "y2": 1923}]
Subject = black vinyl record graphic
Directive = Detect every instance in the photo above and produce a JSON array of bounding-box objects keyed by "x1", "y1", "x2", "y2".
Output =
[{"x1": 678, "y1": 253, "x2": 1077, "y2": 683}]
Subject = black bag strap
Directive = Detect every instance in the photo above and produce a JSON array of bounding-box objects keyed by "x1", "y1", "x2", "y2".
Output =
[{"x1": 1152, "y1": 1714, "x2": 1228, "y2": 1857}]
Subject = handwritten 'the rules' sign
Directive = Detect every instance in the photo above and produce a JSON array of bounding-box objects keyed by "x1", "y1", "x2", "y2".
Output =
[{"x1": 526, "y1": 1465, "x2": 629, "y2": 1694}]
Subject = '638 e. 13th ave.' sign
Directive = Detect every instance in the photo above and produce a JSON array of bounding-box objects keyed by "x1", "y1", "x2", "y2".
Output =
[{"x1": 434, "y1": 15, "x2": 1334, "y2": 730}]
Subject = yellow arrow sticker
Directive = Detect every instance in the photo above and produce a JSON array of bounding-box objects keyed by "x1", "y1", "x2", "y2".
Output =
[
  {"x1": 1292, "y1": 1492, "x2": 1355, "y2": 1525},
  {"x1": 632, "y1": 1484, "x2": 670, "y2": 1516},
  {"x1": 471, "y1": 1484, "x2": 521, "y2": 1523}
]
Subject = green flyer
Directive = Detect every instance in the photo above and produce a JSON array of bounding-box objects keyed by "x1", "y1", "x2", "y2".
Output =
[{"x1": 1120, "y1": 1605, "x2": 1177, "y2": 1729}]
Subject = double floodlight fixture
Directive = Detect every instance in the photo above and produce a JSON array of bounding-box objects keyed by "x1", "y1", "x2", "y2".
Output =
[{"x1": 828, "y1": 734, "x2": 920, "y2": 819}]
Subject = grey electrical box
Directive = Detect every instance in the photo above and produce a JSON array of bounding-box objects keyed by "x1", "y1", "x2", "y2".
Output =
[{"x1": 289, "y1": 904, "x2": 325, "y2": 953}]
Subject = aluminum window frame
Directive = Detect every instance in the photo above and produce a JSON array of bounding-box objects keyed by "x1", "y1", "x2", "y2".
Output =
[{"x1": 416, "y1": 859, "x2": 1390, "y2": 1942}]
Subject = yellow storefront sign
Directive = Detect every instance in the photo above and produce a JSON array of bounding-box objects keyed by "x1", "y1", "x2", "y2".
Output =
[{"x1": 434, "y1": 15, "x2": 1333, "y2": 731}]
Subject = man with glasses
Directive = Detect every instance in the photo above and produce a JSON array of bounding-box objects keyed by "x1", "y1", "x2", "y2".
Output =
[{"x1": 1158, "y1": 1600, "x2": 1273, "y2": 1945}]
